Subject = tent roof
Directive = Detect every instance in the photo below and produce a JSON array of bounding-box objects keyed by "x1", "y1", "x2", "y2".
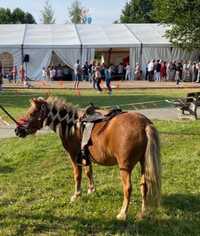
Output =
[
  {"x1": 0, "y1": 24, "x2": 172, "y2": 49},
  {"x1": 126, "y1": 24, "x2": 171, "y2": 47},
  {"x1": 0, "y1": 24, "x2": 25, "y2": 48},
  {"x1": 23, "y1": 24, "x2": 81, "y2": 48},
  {"x1": 76, "y1": 24, "x2": 140, "y2": 48}
]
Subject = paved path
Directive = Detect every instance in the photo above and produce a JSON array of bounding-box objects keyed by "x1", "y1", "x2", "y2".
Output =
[
  {"x1": 3, "y1": 80, "x2": 200, "y2": 90},
  {"x1": 0, "y1": 107, "x2": 182, "y2": 139}
]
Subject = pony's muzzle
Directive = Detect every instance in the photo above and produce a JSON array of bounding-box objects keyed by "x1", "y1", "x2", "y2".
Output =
[{"x1": 15, "y1": 126, "x2": 28, "y2": 138}]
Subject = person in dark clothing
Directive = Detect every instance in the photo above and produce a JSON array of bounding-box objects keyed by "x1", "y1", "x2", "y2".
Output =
[
  {"x1": 105, "y1": 65, "x2": 112, "y2": 95},
  {"x1": 155, "y1": 60, "x2": 161, "y2": 81},
  {"x1": 83, "y1": 61, "x2": 89, "y2": 81}
]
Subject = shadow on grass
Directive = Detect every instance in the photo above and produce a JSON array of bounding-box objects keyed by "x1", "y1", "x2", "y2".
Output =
[
  {"x1": 0, "y1": 165, "x2": 15, "y2": 174},
  {"x1": 0, "y1": 194, "x2": 199, "y2": 235},
  {"x1": 162, "y1": 193, "x2": 200, "y2": 213}
]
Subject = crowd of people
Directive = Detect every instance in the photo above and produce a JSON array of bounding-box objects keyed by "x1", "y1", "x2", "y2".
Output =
[
  {"x1": 142, "y1": 60, "x2": 200, "y2": 84},
  {"x1": 42, "y1": 64, "x2": 72, "y2": 81},
  {"x1": 1, "y1": 59, "x2": 200, "y2": 92},
  {"x1": 73, "y1": 60, "x2": 114, "y2": 95}
]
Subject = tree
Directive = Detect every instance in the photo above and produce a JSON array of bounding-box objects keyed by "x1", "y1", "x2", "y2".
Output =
[
  {"x1": 120, "y1": 0, "x2": 155, "y2": 23},
  {"x1": 0, "y1": 7, "x2": 36, "y2": 23},
  {"x1": 24, "y1": 13, "x2": 36, "y2": 24},
  {"x1": 68, "y1": 0, "x2": 82, "y2": 24},
  {"x1": 41, "y1": 0, "x2": 55, "y2": 24},
  {"x1": 0, "y1": 8, "x2": 12, "y2": 23},
  {"x1": 153, "y1": 0, "x2": 200, "y2": 50}
]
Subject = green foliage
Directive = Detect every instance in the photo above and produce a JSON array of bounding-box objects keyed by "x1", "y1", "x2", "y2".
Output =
[
  {"x1": 68, "y1": 0, "x2": 82, "y2": 24},
  {"x1": 0, "y1": 8, "x2": 12, "y2": 23},
  {"x1": 120, "y1": 0, "x2": 155, "y2": 23},
  {"x1": 40, "y1": 0, "x2": 55, "y2": 24},
  {"x1": 0, "y1": 7, "x2": 36, "y2": 24},
  {"x1": 153, "y1": 0, "x2": 200, "y2": 50}
]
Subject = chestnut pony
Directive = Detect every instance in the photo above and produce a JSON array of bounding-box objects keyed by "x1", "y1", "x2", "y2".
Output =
[{"x1": 15, "y1": 97, "x2": 161, "y2": 220}]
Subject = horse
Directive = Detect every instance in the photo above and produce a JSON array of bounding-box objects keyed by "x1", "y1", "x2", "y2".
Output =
[{"x1": 15, "y1": 97, "x2": 161, "y2": 220}]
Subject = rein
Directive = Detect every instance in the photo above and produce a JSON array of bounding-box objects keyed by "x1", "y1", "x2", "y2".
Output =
[{"x1": 0, "y1": 105, "x2": 20, "y2": 126}]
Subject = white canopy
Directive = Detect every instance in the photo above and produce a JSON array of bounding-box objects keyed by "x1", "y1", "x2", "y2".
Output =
[
  {"x1": 0, "y1": 24, "x2": 199, "y2": 80},
  {"x1": 0, "y1": 24, "x2": 25, "y2": 67},
  {"x1": 23, "y1": 24, "x2": 81, "y2": 79},
  {"x1": 23, "y1": 24, "x2": 80, "y2": 48},
  {"x1": 126, "y1": 24, "x2": 171, "y2": 47},
  {"x1": 77, "y1": 24, "x2": 140, "y2": 48}
]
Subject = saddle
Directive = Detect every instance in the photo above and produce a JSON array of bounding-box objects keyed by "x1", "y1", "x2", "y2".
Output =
[
  {"x1": 78, "y1": 103, "x2": 125, "y2": 165},
  {"x1": 81, "y1": 103, "x2": 124, "y2": 124}
]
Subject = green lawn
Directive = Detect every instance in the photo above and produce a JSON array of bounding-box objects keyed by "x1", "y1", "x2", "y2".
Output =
[
  {"x1": 1, "y1": 88, "x2": 200, "y2": 121},
  {"x1": 0, "y1": 120, "x2": 200, "y2": 235},
  {"x1": 0, "y1": 89, "x2": 200, "y2": 235}
]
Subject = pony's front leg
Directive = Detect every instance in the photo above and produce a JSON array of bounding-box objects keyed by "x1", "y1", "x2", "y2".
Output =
[
  {"x1": 70, "y1": 160, "x2": 82, "y2": 202},
  {"x1": 117, "y1": 170, "x2": 132, "y2": 221},
  {"x1": 84, "y1": 165, "x2": 95, "y2": 194}
]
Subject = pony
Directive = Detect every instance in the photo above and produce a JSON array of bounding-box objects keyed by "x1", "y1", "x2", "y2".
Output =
[{"x1": 15, "y1": 97, "x2": 161, "y2": 220}]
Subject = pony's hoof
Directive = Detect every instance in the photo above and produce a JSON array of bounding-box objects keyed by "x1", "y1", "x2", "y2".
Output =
[
  {"x1": 116, "y1": 213, "x2": 127, "y2": 221},
  {"x1": 87, "y1": 187, "x2": 95, "y2": 194},
  {"x1": 70, "y1": 194, "x2": 80, "y2": 203}
]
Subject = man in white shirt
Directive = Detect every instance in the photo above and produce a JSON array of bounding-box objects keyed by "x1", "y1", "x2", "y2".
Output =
[
  {"x1": 125, "y1": 63, "x2": 131, "y2": 80},
  {"x1": 74, "y1": 59, "x2": 82, "y2": 89}
]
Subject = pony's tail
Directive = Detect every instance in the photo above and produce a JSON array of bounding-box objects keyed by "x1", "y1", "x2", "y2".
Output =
[{"x1": 144, "y1": 124, "x2": 161, "y2": 208}]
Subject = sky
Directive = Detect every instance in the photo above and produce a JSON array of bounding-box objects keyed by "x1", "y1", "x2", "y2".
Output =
[{"x1": 0, "y1": 0, "x2": 128, "y2": 24}]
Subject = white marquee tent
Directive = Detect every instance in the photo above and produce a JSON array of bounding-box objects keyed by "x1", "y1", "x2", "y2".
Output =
[
  {"x1": 23, "y1": 24, "x2": 81, "y2": 80},
  {"x1": 0, "y1": 24, "x2": 25, "y2": 67},
  {"x1": 0, "y1": 24, "x2": 199, "y2": 80}
]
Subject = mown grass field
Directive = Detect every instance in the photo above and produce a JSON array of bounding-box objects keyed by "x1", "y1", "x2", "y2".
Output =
[
  {"x1": 0, "y1": 88, "x2": 200, "y2": 120},
  {"x1": 0, "y1": 89, "x2": 200, "y2": 235}
]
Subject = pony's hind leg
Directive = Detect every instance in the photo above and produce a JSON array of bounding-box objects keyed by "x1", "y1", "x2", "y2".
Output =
[
  {"x1": 117, "y1": 169, "x2": 132, "y2": 221},
  {"x1": 138, "y1": 161, "x2": 148, "y2": 219},
  {"x1": 70, "y1": 160, "x2": 82, "y2": 202},
  {"x1": 139, "y1": 174, "x2": 148, "y2": 219},
  {"x1": 84, "y1": 165, "x2": 95, "y2": 194}
]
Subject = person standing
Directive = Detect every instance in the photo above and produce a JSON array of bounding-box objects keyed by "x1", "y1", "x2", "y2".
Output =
[
  {"x1": 160, "y1": 61, "x2": 167, "y2": 81},
  {"x1": 125, "y1": 63, "x2": 131, "y2": 80},
  {"x1": 148, "y1": 60, "x2": 154, "y2": 81},
  {"x1": 192, "y1": 62, "x2": 198, "y2": 82},
  {"x1": 155, "y1": 60, "x2": 161, "y2": 81},
  {"x1": 196, "y1": 62, "x2": 200, "y2": 82},
  {"x1": 12, "y1": 65, "x2": 17, "y2": 83},
  {"x1": 42, "y1": 67, "x2": 47, "y2": 80},
  {"x1": 83, "y1": 61, "x2": 89, "y2": 81},
  {"x1": 95, "y1": 62, "x2": 102, "y2": 92},
  {"x1": 134, "y1": 63, "x2": 141, "y2": 80},
  {"x1": 105, "y1": 65, "x2": 112, "y2": 95},
  {"x1": 19, "y1": 64, "x2": 25, "y2": 84},
  {"x1": 73, "y1": 59, "x2": 82, "y2": 89},
  {"x1": 118, "y1": 63, "x2": 124, "y2": 80}
]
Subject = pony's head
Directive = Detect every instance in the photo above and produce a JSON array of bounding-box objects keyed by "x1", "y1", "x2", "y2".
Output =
[{"x1": 15, "y1": 97, "x2": 48, "y2": 138}]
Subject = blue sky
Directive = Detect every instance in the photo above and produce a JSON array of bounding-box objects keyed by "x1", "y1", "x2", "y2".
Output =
[{"x1": 0, "y1": 0, "x2": 128, "y2": 24}]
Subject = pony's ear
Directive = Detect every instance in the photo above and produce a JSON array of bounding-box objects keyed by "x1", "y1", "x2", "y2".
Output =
[
  {"x1": 30, "y1": 98, "x2": 37, "y2": 104},
  {"x1": 31, "y1": 97, "x2": 45, "y2": 104}
]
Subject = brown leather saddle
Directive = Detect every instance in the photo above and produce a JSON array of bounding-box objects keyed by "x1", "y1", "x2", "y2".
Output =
[{"x1": 81, "y1": 103, "x2": 124, "y2": 124}]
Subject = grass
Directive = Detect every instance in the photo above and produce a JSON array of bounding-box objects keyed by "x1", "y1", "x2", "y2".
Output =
[
  {"x1": 0, "y1": 121, "x2": 200, "y2": 235},
  {"x1": 0, "y1": 88, "x2": 200, "y2": 235},
  {"x1": 1, "y1": 88, "x2": 200, "y2": 121}
]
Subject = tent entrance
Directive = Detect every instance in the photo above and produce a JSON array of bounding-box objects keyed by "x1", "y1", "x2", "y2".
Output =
[
  {"x1": 94, "y1": 48, "x2": 129, "y2": 80},
  {"x1": 49, "y1": 51, "x2": 73, "y2": 81},
  {"x1": 95, "y1": 48, "x2": 129, "y2": 65},
  {"x1": 0, "y1": 52, "x2": 14, "y2": 77}
]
